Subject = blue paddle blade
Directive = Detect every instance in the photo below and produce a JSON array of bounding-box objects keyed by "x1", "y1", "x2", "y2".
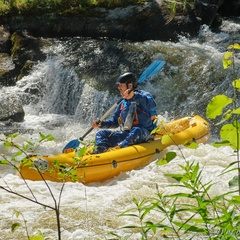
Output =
[
  {"x1": 138, "y1": 60, "x2": 166, "y2": 84},
  {"x1": 62, "y1": 139, "x2": 80, "y2": 153}
]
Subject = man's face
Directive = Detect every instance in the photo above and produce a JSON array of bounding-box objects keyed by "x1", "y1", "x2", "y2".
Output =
[
  {"x1": 117, "y1": 83, "x2": 128, "y2": 95},
  {"x1": 117, "y1": 82, "x2": 134, "y2": 99}
]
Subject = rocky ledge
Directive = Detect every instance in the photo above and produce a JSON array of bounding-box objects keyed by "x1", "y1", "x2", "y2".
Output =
[{"x1": 0, "y1": 1, "x2": 227, "y2": 42}]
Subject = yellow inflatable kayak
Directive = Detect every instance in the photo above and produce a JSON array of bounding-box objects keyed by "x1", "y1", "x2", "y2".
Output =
[{"x1": 18, "y1": 115, "x2": 210, "y2": 183}]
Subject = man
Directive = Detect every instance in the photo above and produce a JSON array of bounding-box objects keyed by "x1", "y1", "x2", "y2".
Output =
[{"x1": 91, "y1": 72, "x2": 157, "y2": 154}]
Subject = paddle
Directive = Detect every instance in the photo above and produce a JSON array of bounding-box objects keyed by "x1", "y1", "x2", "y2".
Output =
[{"x1": 62, "y1": 60, "x2": 166, "y2": 153}]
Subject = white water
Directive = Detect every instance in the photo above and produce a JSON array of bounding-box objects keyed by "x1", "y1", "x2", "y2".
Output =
[
  {"x1": 0, "y1": 18, "x2": 240, "y2": 239},
  {"x1": 0, "y1": 139, "x2": 237, "y2": 239}
]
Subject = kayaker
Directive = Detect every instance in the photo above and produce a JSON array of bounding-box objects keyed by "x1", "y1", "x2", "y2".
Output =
[{"x1": 91, "y1": 72, "x2": 157, "y2": 154}]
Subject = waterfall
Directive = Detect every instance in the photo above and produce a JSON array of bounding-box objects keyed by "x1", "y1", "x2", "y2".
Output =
[
  {"x1": 1, "y1": 24, "x2": 239, "y2": 137},
  {"x1": 3, "y1": 28, "x2": 238, "y2": 123}
]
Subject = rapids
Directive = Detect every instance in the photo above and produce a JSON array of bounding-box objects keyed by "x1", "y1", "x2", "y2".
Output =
[{"x1": 0, "y1": 17, "x2": 239, "y2": 239}]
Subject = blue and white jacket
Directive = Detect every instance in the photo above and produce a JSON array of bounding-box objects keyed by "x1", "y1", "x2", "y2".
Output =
[{"x1": 100, "y1": 90, "x2": 157, "y2": 132}]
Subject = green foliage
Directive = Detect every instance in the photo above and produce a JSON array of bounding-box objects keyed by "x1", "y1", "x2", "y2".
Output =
[
  {"x1": 0, "y1": 132, "x2": 92, "y2": 239},
  {"x1": 114, "y1": 43, "x2": 240, "y2": 239},
  {"x1": 0, "y1": 0, "x2": 148, "y2": 16},
  {"x1": 11, "y1": 211, "x2": 46, "y2": 239},
  {"x1": 206, "y1": 94, "x2": 233, "y2": 119},
  {"x1": 11, "y1": 222, "x2": 22, "y2": 232},
  {"x1": 220, "y1": 121, "x2": 240, "y2": 149},
  {"x1": 206, "y1": 43, "x2": 240, "y2": 151},
  {"x1": 116, "y1": 161, "x2": 240, "y2": 239},
  {"x1": 163, "y1": 0, "x2": 195, "y2": 14},
  {"x1": 206, "y1": 44, "x2": 240, "y2": 195},
  {"x1": 29, "y1": 234, "x2": 45, "y2": 240},
  {"x1": 0, "y1": 0, "x2": 194, "y2": 16},
  {"x1": 156, "y1": 151, "x2": 176, "y2": 166},
  {"x1": 0, "y1": 0, "x2": 10, "y2": 16}
]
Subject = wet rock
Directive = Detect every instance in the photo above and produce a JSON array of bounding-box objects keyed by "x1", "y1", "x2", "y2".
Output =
[
  {"x1": 0, "y1": 25, "x2": 11, "y2": 54},
  {"x1": 0, "y1": 31, "x2": 48, "y2": 86},
  {"x1": 0, "y1": 96, "x2": 25, "y2": 122},
  {"x1": 11, "y1": 32, "x2": 46, "y2": 76}
]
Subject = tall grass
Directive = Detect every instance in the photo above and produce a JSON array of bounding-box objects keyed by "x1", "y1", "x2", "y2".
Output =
[
  {"x1": 0, "y1": 0, "x2": 147, "y2": 16},
  {"x1": 0, "y1": 0, "x2": 194, "y2": 16}
]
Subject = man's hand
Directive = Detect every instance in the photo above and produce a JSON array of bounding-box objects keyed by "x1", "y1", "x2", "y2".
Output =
[{"x1": 92, "y1": 120, "x2": 101, "y2": 128}]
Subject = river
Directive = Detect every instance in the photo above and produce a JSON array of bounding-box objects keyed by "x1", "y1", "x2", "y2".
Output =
[{"x1": 0, "y1": 17, "x2": 239, "y2": 239}]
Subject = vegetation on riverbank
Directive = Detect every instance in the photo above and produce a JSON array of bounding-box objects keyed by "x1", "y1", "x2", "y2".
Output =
[{"x1": 0, "y1": 0, "x2": 194, "y2": 16}]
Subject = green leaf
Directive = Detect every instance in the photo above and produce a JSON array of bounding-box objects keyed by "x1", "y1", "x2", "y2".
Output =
[
  {"x1": 212, "y1": 141, "x2": 231, "y2": 148},
  {"x1": 6, "y1": 133, "x2": 19, "y2": 140},
  {"x1": 234, "y1": 43, "x2": 240, "y2": 49},
  {"x1": 26, "y1": 140, "x2": 35, "y2": 146},
  {"x1": 29, "y1": 235, "x2": 45, "y2": 240},
  {"x1": 39, "y1": 132, "x2": 55, "y2": 142},
  {"x1": 222, "y1": 59, "x2": 232, "y2": 69},
  {"x1": 232, "y1": 79, "x2": 240, "y2": 91},
  {"x1": 206, "y1": 95, "x2": 232, "y2": 119},
  {"x1": 232, "y1": 108, "x2": 240, "y2": 114},
  {"x1": 191, "y1": 163, "x2": 199, "y2": 181},
  {"x1": 12, "y1": 151, "x2": 22, "y2": 158},
  {"x1": 220, "y1": 123, "x2": 240, "y2": 150},
  {"x1": 229, "y1": 176, "x2": 239, "y2": 188},
  {"x1": 215, "y1": 111, "x2": 233, "y2": 126},
  {"x1": 164, "y1": 173, "x2": 185, "y2": 182},
  {"x1": 156, "y1": 152, "x2": 176, "y2": 166},
  {"x1": 0, "y1": 159, "x2": 9, "y2": 164},
  {"x1": 151, "y1": 124, "x2": 163, "y2": 135},
  {"x1": 161, "y1": 134, "x2": 171, "y2": 144},
  {"x1": 14, "y1": 211, "x2": 20, "y2": 218},
  {"x1": 169, "y1": 204, "x2": 176, "y2": 222},
  {"x1": 11, "y1": 222, "x2": 21, "y2": 232},
  {"x1": 168, "y1": 192, "x2": 193, "y2": 198},
  {"x1": 231, "y1": 195, "x2": 240, "y2": 203},
  {"x1": 173, "y1": 221, "x2": 207, "y2": 233},
  {"x1": 76, "y1": 146, "x2": 87, "y2": 158},
  {"x1": 184, "y1": 141, "x2": 199, "y2": 149},
  {"x1": 223, "y1": 51, "x2": 233, "y2": 58},
  {"x1": 228, "y1": 43, "x2": 240, "y2": 50},
  {"x1": 3, "y1": 142, "x2": 13, "y2": 147}
]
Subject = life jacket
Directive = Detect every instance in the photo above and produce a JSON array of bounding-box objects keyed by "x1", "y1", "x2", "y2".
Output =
[{"x1": 118, "y1": 90, "x2": 157, "y2": 131}]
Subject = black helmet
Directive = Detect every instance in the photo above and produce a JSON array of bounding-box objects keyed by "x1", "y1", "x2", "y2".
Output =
[{"x1": 116, "y1": 72, "x2": 137, "y2": 88}]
